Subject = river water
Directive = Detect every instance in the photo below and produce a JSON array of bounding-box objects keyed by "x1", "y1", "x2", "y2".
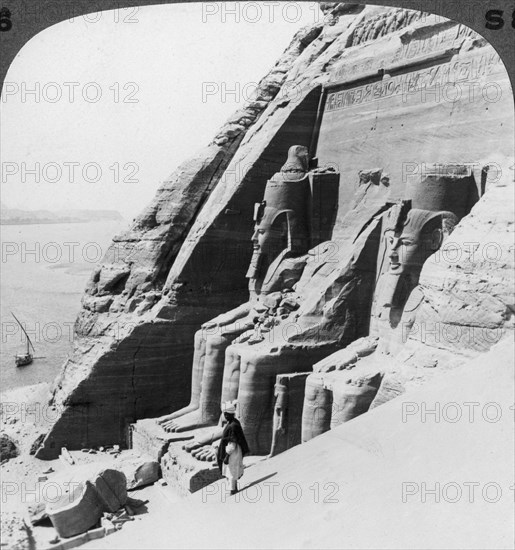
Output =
[{"x1": 0, "y1": 221, "x2": 125, "y2": 390}]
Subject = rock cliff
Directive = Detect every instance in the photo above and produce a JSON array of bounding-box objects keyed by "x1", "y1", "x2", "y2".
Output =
[{"x1": 36, "y1": 3, "x2": 514, "y2": 458}]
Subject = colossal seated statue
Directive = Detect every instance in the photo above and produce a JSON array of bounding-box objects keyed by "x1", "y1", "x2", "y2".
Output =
[
  {"x1": 181, "y1": 164, "x2": 403, "y2": 459},
  {"x1": 157, "y1": 146, "x2": 313, "y2": 434},
  {"x1": 196, "y1": 169, "x2": 393, "y2": 455},
  {"x1": 167, "y1": 155, "x2": 479, "y2": 462},
  {"x1": 173, "y1": 161, "x2": 478, "y2": 463},
  {"x1": 301, "y1": 164, "x2": 478, "y2": 443}
]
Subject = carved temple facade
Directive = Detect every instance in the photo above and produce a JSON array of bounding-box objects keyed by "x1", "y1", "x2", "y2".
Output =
[{"x1": 36, "y1": 6, "x2": 514, "y2": 495}]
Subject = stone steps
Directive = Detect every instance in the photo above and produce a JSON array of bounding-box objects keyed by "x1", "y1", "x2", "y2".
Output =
[
  {"x1": 161, "y1": 439, "x2": 223, "y2": 496},
  {"x1": 130, "y1": 419, "x2": 263, "y2": 495},
  {"x1": 130, "y1": 419, "x2": 223, "y2": 494},
  {"x1": 130, "y1": 418, "x2": 191, "y2": 463}
]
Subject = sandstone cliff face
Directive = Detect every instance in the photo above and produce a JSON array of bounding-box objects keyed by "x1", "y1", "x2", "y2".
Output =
[
  {"x1": 37, "y1": 4, "x2": 514, "y2": 458},
  {"x1": 410, "y1": 181, "x2": 514, "y2": 354}
]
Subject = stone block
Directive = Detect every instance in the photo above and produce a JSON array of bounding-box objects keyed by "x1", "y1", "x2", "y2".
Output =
[
  {"x1": 116, "y1": 455, "x2": 159, "y2": 489},
  {"x1": 28, "y1": 501, "x2": 47, "y2": 525},
  {"x1": 42, "y1": 527, "x2": 107, "y2": 550},
  {"x1": 279, "y1": 296, "x2": 299, "y2": 311},
  {"x1": 29, "y1": 433, "x2": 45, "y2": 455},
  {"x1": 87, "y1": 526, "x2": 107, "y2": 541},
  {"x1": 0, "y1": 434, "x2": 19, "y2": 464},
  {"x1": 161, "y1": 439, "x2": 223, "y2": 496},
  {"x1": 263, "y1": 292, "x2": 282, "y2": 309},
  {"x1": 45, "y1": 464, "x2": 127, "y2": 538},
  {"x1": 131, "y1": 418, "x2": 186, "y2": 462},
  {"x1": 101, "y1": 517, "x2": 116, "y2": 535}
]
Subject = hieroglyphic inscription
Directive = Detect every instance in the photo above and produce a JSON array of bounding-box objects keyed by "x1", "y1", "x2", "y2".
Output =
[
  {"x1": 325, "y1": 51, "x2": 502, "y2": 112},
  {"x1": 330, "y1": 23, "x2": 479, "y2": 84},
  {"x1": 392, "y1": 23, "x2": 477, "y2": 63}
]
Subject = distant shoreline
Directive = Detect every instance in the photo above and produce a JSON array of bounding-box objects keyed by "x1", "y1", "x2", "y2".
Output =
[
  {"x1": 0, "y1": 206, "x2": 125, "y2": 225},
  {"x1": 0, "y1": 219, "x2": 119, "y2": 225}
]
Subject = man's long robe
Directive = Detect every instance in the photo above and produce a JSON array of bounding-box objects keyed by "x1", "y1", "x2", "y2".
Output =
[{"x1": 217, "y1": 417, "x2": 250, "y2": 480}]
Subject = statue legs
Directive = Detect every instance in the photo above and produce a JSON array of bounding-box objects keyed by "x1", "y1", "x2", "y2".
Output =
[
  {"x1": 182, "y1": 344, "x2": 242, "y2": 460},
  {"x1": 301, "y1": 365, "x2": 383, "y2": 441},
  {"x1": 162, "y1": 332, "x2": 235, "y2": 432},
  {"x1": 185, "y1": 341, "x2": 331, "y2": 458},
  {"x1": 157, "y1": 303, "x2": 252, "y2": 432},
  {"x1": 329, "y1": 371, "x2": 383, "y2": 428},
  {"x1": 221, "y1": 344, "x2": 242, "y2": 404},
  {"x1": 236, "y1": 344, "x2": 334, "y2": 455},
  {"x1": 157, "y1": 329, "x2": 205, "y2": 429},
  {"x1": 301, "y1": 373, "x2": 333, "y2": 443}
]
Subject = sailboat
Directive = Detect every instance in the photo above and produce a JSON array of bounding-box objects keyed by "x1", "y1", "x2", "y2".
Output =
[{"x1": 11, "y1": 312, "x2": 35, "y2": 367}]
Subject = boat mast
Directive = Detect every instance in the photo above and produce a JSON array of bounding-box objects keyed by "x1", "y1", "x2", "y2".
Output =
[{"x1": 11, "y1": 312, "x2": 35, "y2": 355}]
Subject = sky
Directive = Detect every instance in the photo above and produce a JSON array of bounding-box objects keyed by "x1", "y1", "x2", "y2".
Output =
[{"x1": 0, "y1": 2, "x2": 322, "y2": 219}]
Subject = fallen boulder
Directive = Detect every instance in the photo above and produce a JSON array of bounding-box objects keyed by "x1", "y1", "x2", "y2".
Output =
[
  {"x1": 0, "y1": 433, "x2": 19, "y2": 464},
  {"x1": 116, "y1": 455, "x2": 159, "y2": 489},
  {"x1": 45, "y1": 464, "x2": 127, "y2": 538},
  {"x1": 28, "y1": 501, "x2": 48, "y2": 525},
  {"x1": 29, "y1": 433, "x2": 45, "y2": 455}
]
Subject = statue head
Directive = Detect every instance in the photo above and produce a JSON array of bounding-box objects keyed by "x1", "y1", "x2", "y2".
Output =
[
  {"x1": 378, "y1": 162, "x2": 474, "y2": 311},
  {"x1": 378, "y1": 201, "x2": 408, "y2": 271},
  {"x1": 387, "y1": 208, "x2": 458, "y2": 276},
  {"x1": 246, "y1": 147, "x2": 311, "y2": 292},
  {"x1": 382, "y1": 208, "x2": 458, "y2": 308},
  {"x1": 247, "y1": 206, "x2": 289, "y2": 282}
]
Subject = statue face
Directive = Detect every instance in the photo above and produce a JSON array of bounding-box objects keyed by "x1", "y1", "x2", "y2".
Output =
[
  {"x1": 378, "y1": 209, "x2": 452, "y2": 313},
  {"x1": 247, "y1": 207, "x2": 288, "y2": 280},
  {"x1": 382, "y1": 228, "x2": 397, "y2": 269},
  {"x1": 251, "y1": 220, "x2": 272, "y2": 255},
  {"x1": 387, "y1": 212, "x2": 441, "y2": 275},
  {"x1": 388, "y1": 233, "x2": 418, "y2": 274}
]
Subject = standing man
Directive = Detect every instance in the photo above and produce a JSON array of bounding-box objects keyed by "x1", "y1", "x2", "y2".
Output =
[{"x1": 217, "y1": 401, "x2": 250, "y2": 495}]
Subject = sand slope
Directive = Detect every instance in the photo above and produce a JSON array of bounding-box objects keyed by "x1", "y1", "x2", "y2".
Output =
[{"x1": 82, "y1": 337, "x2": 514, "y2": 549}]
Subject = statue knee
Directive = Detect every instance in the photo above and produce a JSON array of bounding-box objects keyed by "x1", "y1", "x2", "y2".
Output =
[
  {"x1": 206, "y1": 331, "x2": 235, "y2": 356},
  {"x1": 194, "y1": 328, "x2": 205, "y2": 348}
]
